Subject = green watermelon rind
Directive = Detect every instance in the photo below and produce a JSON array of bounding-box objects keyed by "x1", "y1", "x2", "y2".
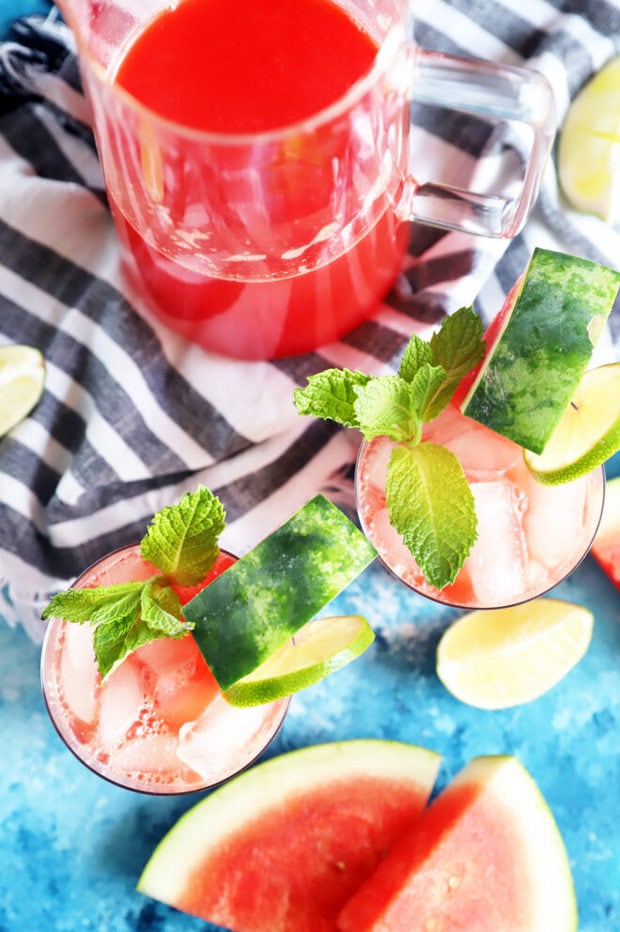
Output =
[
  {"x1": 461, "y1": 248, "x2": 620, "y2": 454},
  {"x1": 338, "y1": 754, "x2": 578, "y2": 931},
  {"x1": 137, "y1": 739, "x2": 442, "y2": 907},
  {"x1": 183, "y1": 495, "x2": 377, "y2": 690}
]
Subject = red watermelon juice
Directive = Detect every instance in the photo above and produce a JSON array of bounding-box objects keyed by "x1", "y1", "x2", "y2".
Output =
[
  {"x1": 41, "y1": 544, "x2": 289, "y2": 794},
  {"x1": 106, "y1": 0, "x2": 409, "y2": 358}
]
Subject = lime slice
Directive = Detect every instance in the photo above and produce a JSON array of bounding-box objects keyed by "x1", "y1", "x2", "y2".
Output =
[
  {"x1": 223, "y1": 615, "x2": 375, "y2": 707},
  {"x1": 436, "y1": 599, "x2": 593, "y2": 710},
  {"x1": 0, "y1": 344, "x2": 46, "y2": 436},
  {"x1": 558, "y1": 55, "x2": 620, "y2": 224},
  {"x1": 523, "y1": 363, "x2": 620, "y2": 485}
]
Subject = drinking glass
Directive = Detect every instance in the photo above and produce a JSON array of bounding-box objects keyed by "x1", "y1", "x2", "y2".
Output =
[
  {"x1": 355, "y1": 408, "x2": 606, "y2": 610},
  {"x1": 40, "y1": 544, "x2": 289, "y2": 794},
  {"x1": 56, "y1": 0, "x2": 556, "y2": 359}
]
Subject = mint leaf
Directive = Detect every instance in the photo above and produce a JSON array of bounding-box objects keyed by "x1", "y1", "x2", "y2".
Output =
[
  {"x1": 385, "y1": 442, "x2": 477, "y2": 590},
  {"x1": 41, "y1": 582, "x2": 144, "y2": 624},
  {"x1": 293, "y1": 368, "x2": 372, "y2": 428},
  {"x1": 398, "y1": 333, "x2": 433, "y2": 382},
  {"x1": 424, "y1": 306, "x2": 485, "y2": 420},
  {"x1": 353, "y1": 375, "x2": 420, "y2": 442},
  {"x1": 140, "y1": 579, "x2": 190, "y2": 637},
  {"x1": 42, "y1": 485, "x2": 227, "y2": 677},
  {"x1": 409, "y1": 364, "x2": 448, "y2": 424},
  {"x1": 93, "y1": 609, "x2": 141, "y2": 678},
  {"x1": 141, "y1": 485, "x2": 226, "y2": 586},
  {"x1": 291, "y1": 306, "x2": 487, "y2": 591}
]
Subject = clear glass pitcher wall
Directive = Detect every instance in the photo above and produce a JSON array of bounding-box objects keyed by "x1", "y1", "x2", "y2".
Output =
[{"x1": 57, "y1": 0, "x2": 556, "y2": 359}]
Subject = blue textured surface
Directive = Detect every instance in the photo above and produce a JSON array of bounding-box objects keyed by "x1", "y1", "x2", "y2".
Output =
[
  {"x1": 0, "y1": 1, "x2": 51, "y2": 38},
  {"x1": 2, "y1": 507, "x2": 620, "y2": 930}
]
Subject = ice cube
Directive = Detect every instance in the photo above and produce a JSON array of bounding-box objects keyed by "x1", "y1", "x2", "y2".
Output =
[
  {"x1": 422, "y1": 404, "x2": 470, "y2": 446},
  {"x1": 110, "y1": 732, "x2": 181, "y2": 779},
  {"x1": 177, "y1": 695, "x2": 273, "y2": 781},
  {"x1": 467, "y1": 480, "x2": 527, "y2": 604},
  {"x1": 59, "y1": 623, "x2": 98, "y2": 723},
  {"x1": 135, "y1": 635, "x2": 198, "y2": 678},
  {"x1": 425, "y1": 407, "x2": 521, "y2": 480},
  {"x1": 521, "y1": 469, "x2": 588, "y2": 572},
  {"x1": 63, "y1": 620, "x2": 96, "y2": 671},
  {"x1": 359, "y1": 435, "x2": 393, "y2": 495},
  {"x1": 97, "y1": 658, "x2": 146, "y2": 750}
]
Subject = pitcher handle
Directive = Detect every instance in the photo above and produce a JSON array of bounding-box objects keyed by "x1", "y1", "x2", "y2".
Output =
[{"x1": 403, "y1": 49, "x2": 556, "y2": 238}]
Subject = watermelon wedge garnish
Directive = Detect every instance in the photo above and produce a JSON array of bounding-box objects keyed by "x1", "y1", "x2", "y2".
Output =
[{"x1": 461, "y1": 247, "x2": 620, "y2": 454}]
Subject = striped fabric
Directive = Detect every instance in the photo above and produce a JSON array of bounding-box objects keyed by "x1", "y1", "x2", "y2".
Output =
[{"x1": 1, "y1": 2, "x2": 619, "y2": 641}]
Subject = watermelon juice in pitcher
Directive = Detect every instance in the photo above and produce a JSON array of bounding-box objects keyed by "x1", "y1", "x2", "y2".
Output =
[{"x1": 57, "y1": 0, "x2": 554, "y2": 359}]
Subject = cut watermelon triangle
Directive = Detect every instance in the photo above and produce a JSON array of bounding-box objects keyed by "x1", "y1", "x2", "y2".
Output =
[
  {"x1": 137, "y1": 740, "x2": 441, "y2": 932},
  {"x1": 337, "y1": 755, "x2": 577, "y2": 932}
]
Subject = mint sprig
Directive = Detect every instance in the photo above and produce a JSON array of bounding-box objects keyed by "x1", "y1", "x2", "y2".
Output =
[
  {"x1": 141, "y1": 486, "x2": 226, "y2": 585},
  {"x1": 293, "y1": 306, "x2": 485, "y2": 590},
  {"x1": 42, "y1": 486, "x2": 226, "y2": 678}
]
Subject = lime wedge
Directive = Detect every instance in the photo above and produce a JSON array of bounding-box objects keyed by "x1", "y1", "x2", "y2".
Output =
[
  {"x1": 0, "y1": 344, "x2": 46, "y2": 436},
  {"x1": 523, "y1": 363, "x2": 620, "y2": 485},
  {"x1": 436, "y1": 599, "x2": 593, "y2": 710},
  {"x1": 558, "y1": 55, "x2": 620, "y2": 224},
  {"x1": 223, "y1": 615, "x2": 375, "y2": 707}
]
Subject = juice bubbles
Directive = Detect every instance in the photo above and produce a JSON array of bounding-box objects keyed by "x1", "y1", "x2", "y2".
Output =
[
  {"x1": 356, "y1": 405, "x2": 606, "y2": 609},
  {"x1": 93, "y1": 0, "x2": 410, "y2": 359},
  {"x1": 41, "y1": 546, "x2": 289, "y2": 793}
]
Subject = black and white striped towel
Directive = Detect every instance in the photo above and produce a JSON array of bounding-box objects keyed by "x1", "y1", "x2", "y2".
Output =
[{"x1": 1, "y1": 1, "x2": 619, "y2": 641}]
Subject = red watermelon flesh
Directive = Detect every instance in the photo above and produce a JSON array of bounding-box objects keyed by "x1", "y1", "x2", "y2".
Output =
[
  {"x1": 451, "y1": 278, "x2": 522, "y2": 408},
  {"x1": 591, "y1": 475, "x2": 620, "y2": 589},
  {"x1": 177, "y1": 778, "x2": 431, "y2": 931},
  {"x1": 337, "y1": 756, "x2": 577, "y2": 932},
  {"x1": 137, "y1": 740, "x2": 441, "y2": 932}
]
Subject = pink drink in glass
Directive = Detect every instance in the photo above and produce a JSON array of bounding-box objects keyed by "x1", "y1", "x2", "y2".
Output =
[
  {"x1": 41, "y1": 545, "x2": 289, "y2": 793},
  {"x1": 355, "y1": 403, "x2": 606, "y2": 609}
]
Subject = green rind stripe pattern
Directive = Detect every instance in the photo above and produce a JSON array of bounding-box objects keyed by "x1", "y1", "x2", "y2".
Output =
[
  {"x1": 183, "y1": 495, "x2": 377, "y2": 690},
  {"x1": 462, "y1": 248, "x2": 620, "y2": 454}
]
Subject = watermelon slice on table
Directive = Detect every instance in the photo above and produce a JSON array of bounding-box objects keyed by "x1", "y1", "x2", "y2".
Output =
[
  {"x1": 591, "y1": 475, "x2": 620, "y2": 589},
  {"x1": 337, "y1": 755, "x2": 577, "y2": 932},
  {"x1": 137, "y1": 740, "x2": 441, "y2": 932},
  {"x1": 461, "y1": 248, "x2": 620, "y2": 454}
]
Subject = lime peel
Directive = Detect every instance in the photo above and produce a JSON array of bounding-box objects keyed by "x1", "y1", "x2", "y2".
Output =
[
  {"x1": 223, "y1": 614, "x2": 375, "y2": 707},
  {"x1": 524, "y1": 363, "x2": 620, "y2": 485}
]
